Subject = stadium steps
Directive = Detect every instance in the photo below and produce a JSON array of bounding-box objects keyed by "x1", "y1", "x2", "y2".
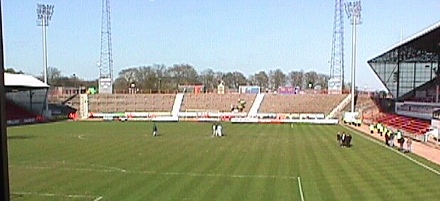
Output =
[
  {"x1": 61, "y1": 94, "x2": 78, "y2": 105},
  {"x1": 248, "y1": 93, "x2": 264, "y2": 117},
  {"x1": 172, "y1": 93, "x2": 184, "y2": 117},
  {"x1": 326, "y1": 94, "x2": 351, "y2": 119}
]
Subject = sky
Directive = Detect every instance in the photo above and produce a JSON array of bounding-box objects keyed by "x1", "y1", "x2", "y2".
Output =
[{"x1": 3, "y1": 0, "x2": 440, "y2": 91}]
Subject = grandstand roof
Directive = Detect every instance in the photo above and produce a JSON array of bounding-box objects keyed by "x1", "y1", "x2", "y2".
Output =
[
  {"x1": 369, "y1": 21, "x2": 440, "y2": 63},
  {"x1": 367, "y1": 20, "x2": 440, "y2": 100},
  {"x1": 4, "y1": 73, "x2": 49, "y2": 89}
]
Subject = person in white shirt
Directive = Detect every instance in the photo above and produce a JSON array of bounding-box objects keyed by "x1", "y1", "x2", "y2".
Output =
[
  {"x1": 212, "y1": 123, "x2": 217, "y2": 137},
  {"x1": 216, "y1": 124, "x2": 223, "y2": 137},
  {"x1": 407, "y1": 137, "x2": 413, "y2": 153}
]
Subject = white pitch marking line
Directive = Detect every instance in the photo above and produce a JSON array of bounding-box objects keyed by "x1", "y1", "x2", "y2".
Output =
[
  {"x1": 345, "y1": 125, "x2": 440, "y2": 176},
  {"x1": 12, "y1": 191, "x2": 96, "y2": 199},
  {"x1": 297, "y1": 177, "x2": 305, "y2": 201},
  {"x1": 94, "y1": 196, "x2": 104, "y2": 201},
  {"x1": 10, "y1": 165, "x2": 297, "y2": 180}
]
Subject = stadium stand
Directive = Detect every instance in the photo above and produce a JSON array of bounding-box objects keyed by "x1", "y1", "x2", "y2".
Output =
[
  {"x1": 4, "y1": 73, "x2": 49, "y2": 125},
  {"x1": 356, "y1": 93, "x2": 377, "y2": 110},
  {"x1": 48, "y1": 94, "x2": 81, "y2": 110},
  {"x1": 86, "y1": 94, "x2": 176, "y2": 113},
  {"x1": 6, "y1": 100, "x2": 39, "y2": 121},
  {"x1": 180, "y1": 93, "x2": 256, "y2": 112},
  {"x1": 367, "y1": 21, "x2": 440, "y2": 137},
  {"x1": 373, "y1": 113, "x2": 430, "y2": 135},
  {"x1": 258, "y1": 94, "x2": 346, "y2": 115}
]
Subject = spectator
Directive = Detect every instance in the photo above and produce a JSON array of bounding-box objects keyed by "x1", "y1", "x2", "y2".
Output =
[{"x1": 407, "y1": 137, "x2": 413, "y2": 153}]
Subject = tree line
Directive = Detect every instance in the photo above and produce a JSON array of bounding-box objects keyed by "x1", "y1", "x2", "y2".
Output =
[{"x1": 6, "y1": 64, "x2": 350, "y2": 93}]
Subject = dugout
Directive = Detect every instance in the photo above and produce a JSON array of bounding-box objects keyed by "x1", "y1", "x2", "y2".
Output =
[{"x1": 4, "y1": 73, "x2": 49, "y2": 124}]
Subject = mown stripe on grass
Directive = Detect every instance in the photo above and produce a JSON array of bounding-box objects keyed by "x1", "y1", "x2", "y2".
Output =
[
  {"x1": 300, "y1": 124, "x2": 338, "y2": 201},
  {"x1": 216, "y1": 124, "x2": 264, "y2": 200},
  {"x1": 172, "y1": 130, "x2": 239, "y2": 200}
]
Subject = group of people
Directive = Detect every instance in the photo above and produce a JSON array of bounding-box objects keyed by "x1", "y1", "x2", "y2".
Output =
[
  {"x1": 336, "y1": 132, "x2": 353, "y2": 147},
  {"x1": 369, "y1": 123, "x2": 412, "y2": 152},
  {"x1": 212, "y1": 123, "x2": 224, "y2": 137},
  {"x1": 230, "y1": 99, "x2": 247, "y2": 112},
  {"x1": 151, "y1": 122, "x2": 224, "y2": 138}
]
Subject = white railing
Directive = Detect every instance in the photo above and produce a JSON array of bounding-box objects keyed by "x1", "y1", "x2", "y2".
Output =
[
  {"x1": 172, "y1": 93, "x2": 184, "y2": 117},
  {"x1": 248, "y1": 93, "x2": 265, "y2": 117},
  {"x1": 326, "y1": 94, "x2": 351, "y2": 119}
]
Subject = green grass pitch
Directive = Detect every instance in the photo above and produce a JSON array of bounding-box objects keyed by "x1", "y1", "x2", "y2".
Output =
[{"x1": 7, "y1": 121, "x2": 440, "y2": 200}]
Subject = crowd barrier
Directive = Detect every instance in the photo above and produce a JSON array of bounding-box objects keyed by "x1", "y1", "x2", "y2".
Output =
[
  {"x1": 7, "y1": 118, "x2": 37, "y2": 126},
  {"x1": 177, "y1": 112, "x2": 247, "y2": 118},
  {"x1": 85, "y1": 111, "x2": 337, "y2": 124},
  {"x1": 230, "y1": 118, "x2": 339, "y2": 124}
]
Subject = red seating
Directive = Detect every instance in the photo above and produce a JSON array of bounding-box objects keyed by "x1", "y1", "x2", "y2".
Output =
[
  {"x1": 6, "y1": 100, "x2": 38, "y2": 121},
  {"x1": 373, "y1": 113, "x2": 430, "y2": 135}
]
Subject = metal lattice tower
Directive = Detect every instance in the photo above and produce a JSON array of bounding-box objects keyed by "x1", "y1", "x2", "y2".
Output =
[
  {"x1": 98, "y1": 0, "x2": 113, "y2": 94},
  {"x1": 329, "y1": 0, "x2": 345, "y2": 93}
]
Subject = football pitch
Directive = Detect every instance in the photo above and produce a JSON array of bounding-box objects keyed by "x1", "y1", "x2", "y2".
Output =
[{"x1": 7, "y1": 121, "x2": 440, "y2": 201}]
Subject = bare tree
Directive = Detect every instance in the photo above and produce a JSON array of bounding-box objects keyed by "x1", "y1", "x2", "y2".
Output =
[
  {"x1": 199, "y1": 69, "x2": 218, "y2": 92},
  {"x1": 168, "y1": 64, "x2": 199, "y2": 86},
  {"x1": 5, "y1": 68, "x2": 24, "y2": 74},
  {"x1": 288, "y1": 70, "x2": 304, "y2": 88},
  {"x1": 269, "y1": 69, "x2": 286, "y2": 90},
  {"x1": 47, "y1": 67, "x2": 62, "y2": 86},
  {"x1": 317, "y1": 73, "x2": 330, "y2": 89},
  {"x1": 251, "y1": 71, "x2": 269, "y2": 90},
  {"x1": 304, "y1": 71, "x2": 320, "y2": 88},
  {"x1": 222, "y1": 71, "x2": 247, "y2": 89}
]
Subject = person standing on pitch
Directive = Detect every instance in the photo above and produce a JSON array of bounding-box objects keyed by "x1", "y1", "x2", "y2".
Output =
[
  {"x1": 407, "y1": 136, "x2": 412, "y2": 153},
  {"x1": 212, "y1": 123, "x2": 217, "y2": 137},
  {"x1": 153, "y1": 123, "x2": 158, "y2": 137},
  {"x1": 216, "y1": 123, "x2": 223, "y2": 137}
]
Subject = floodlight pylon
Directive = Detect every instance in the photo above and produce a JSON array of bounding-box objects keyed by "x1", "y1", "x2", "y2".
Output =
[
  {"x1": 345, "y1": 1, "x2": 362, "y2": 113},
  {"x1": 98, "y1": 0, "x2": 113, "y2": 94},
  {"x1": 329, "y1": 0, "x2": 345, "y2": 94}
]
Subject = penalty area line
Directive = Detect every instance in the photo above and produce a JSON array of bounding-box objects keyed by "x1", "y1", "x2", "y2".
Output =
[
  {"x1": 94, "y1": 196, "x2": 104, "y2": 201},
  {"x1": 11, "y1": 191, "x2": 99, "y2": 199},
  {"x1": 10, "y1": 164, "x2": 297, "y2": 180},
  {"x1": 297, "y1": 177, "x2": 305, "y2": 201}
]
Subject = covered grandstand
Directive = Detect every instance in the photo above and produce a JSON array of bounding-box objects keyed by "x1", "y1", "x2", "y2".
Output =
[
  {"x1": 4, "y1": 73, "x2": 49, "y2": 125},
  {"x1": 367, "y1": 20, "x2": 440, "y2": 136}
]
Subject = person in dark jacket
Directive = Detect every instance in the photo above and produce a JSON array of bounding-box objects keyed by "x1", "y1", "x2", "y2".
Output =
[{"x1": 153, "y1": 123, "x2": 158, "y2": 137}]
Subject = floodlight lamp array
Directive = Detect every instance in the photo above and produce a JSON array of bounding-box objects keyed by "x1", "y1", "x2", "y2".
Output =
[
  {"x1": 36, "y1": 4, "x2": 54, "y2": 26},
  {"x1": 345, "y1": 1, "x2": 362, "y2": 24}
]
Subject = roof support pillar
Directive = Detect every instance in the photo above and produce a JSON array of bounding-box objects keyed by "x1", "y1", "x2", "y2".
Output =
[{"x1": 396, "y1": 49, "x2": 401, "y2": 101}]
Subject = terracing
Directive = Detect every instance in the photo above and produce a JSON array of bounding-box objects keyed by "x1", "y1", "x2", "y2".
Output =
[
  {"x1": 259, "y1": 94, "x2": 347, "y2": 114},
  {"x1": 180, "y1": 93, "x2": 256, "y2": 112},
  {"x1": 88, "y1": 94, "x2": 176, "y2": 113},
  {"x1": 48, "y1": 94, "x2": 81, "y2": 109}
]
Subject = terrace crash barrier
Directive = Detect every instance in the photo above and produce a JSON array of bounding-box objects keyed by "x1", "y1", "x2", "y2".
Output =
[{"x1": 84, "y1": 111, "x2": 338, "y2": 125}]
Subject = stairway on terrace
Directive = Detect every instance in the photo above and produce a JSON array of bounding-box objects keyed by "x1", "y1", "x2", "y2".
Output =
[
  {"x1": 248, "y1": 93, "x2": 265, "y2": 117},
  {"x1": 48, "y1": 94, "x2": 81, "y2": 109}
]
